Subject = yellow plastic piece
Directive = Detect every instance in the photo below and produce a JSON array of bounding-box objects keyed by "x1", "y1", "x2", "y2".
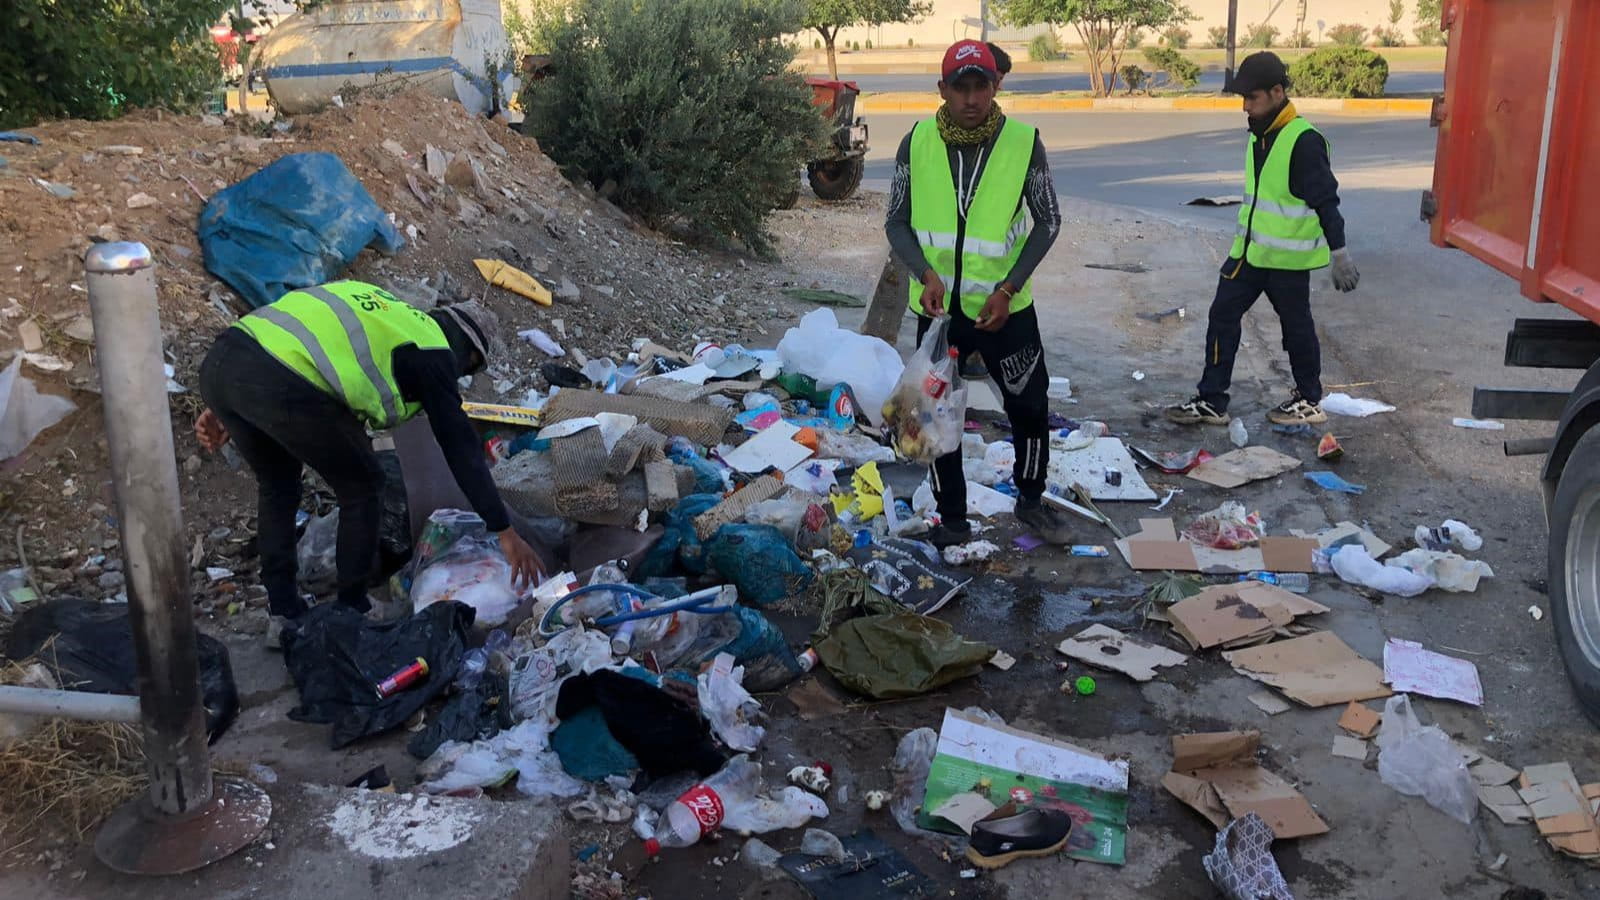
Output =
[{"x1": 473, "y1": 258, "x2": 553, "y2": 306}]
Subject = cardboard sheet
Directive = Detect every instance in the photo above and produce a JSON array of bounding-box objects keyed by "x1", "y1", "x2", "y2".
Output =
[
  {"x1": 1248, "y1": 691, "x2": 1292, "y2": 715},
  {"x1": 930, "y1": 792, "x2": 999, "y2": 835},
  {"x1": 1331, "y1": 735, "x2": 1369, "y2": 760},
  {"x1": 1047, "y1": 437, "x2": 1158, "y2": 502},
  {"x1": 719, "y1": 421, "x2": 813, "y2": 474},
  {"x1": 1382, "y1": 638, "x2": 1484, "y2": 706},
  {"x1": 1476, "y1": 784, "x2": 1534, "y2": 825},
  {"x1": 1188, "y1": 447, "x2": 1302, "y2": 489},
  {"x1": 1336, "y1": 701, "x2": 1381, "y2": 738},
  {"x1": 1469, "y1": 756, "x2": 1520, "y2": 787},
  {"x1": 1292, "y1": 521, "x2": 1392, "y2": 559},
  {"x1": 1117, "y1": 519, "x2": 1315, "y2": 574},
  {"x1": 1223, "y1": 633, "x2": 1392, "y2": 707},
  {"x1": 1166, "y1": 583, "x2": 1328, "y2": 650},
  {"x1": 1056, "y1": 624, "x2": 1189, "y2": 681},
  {"x1": 1167, "y1": 731, "x2": 1329, "y2": 839}
]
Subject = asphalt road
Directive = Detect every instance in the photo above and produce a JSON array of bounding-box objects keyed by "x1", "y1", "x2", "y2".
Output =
[{"x1": 849, "y1": 69, "x2": 1443, "y2": 95}]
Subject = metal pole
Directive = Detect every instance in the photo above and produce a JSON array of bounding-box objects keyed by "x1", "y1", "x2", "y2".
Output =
[
  {"x1": 85, "y1": 242, "x2": 212, "y2": 815},
  {"x1": 1225, "y1": 0, "x2": 1239, "y2": 88},
  {"x1": 86, "y1": 242, "x2": 270, "y2": 876},
  {"x1": 0, "y1": 686, "x2": 141, "y2": 723}
]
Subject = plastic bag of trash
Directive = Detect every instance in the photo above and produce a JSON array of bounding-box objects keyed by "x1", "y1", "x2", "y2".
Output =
[
  {"x1": 890, "y1": 727, "x2": 942, "y2": 837},
  {"x1": 705, "y1": 524, "x2": 813, "y2": 606},
  {"x1": 881, "y1": 318, "x2": 967, "y2": 463},
  {"x1": 296, "y1": 510, "x2": 339, "y2": 595},
  {"x1": 418, "y1": 719, "x2": 587, "y2": 799},
  {"x1": 1181, "y1": 502, "x2": 1264, "y2": 550},
  {"x1": 777, "y1": 308, "x2": 903, "y2": 427},
  {"x1": 508, "y1": 626, "x2": 614, "y2": 723},
  {"x1": 0, "y1": 356, "x2": 76, "y2": 462},
  {"x1": 1330, "y1": 545, "x2": 1434, "y2": 597},
  {"x1": 814, "y1": 429, "x2": 896, "y2": 466},
  {"x1": 1375, "y1": 694, "x2": 1476, "y2": 824},
  {"x1": 678, "y1": 605, "x2": 802, "y2": 692},
  {"x1": 639, "y1": 493, "x2": 722, "y2": 578},
  {"x1": 1389, "y1": 548, "x2": 1494, "y2": 593},
  {"x1": 697, "y1": 652, "x2": 766, "y2": 752},
  {"x1": 410, "y1": 535, "x2": 522, "y2": 627}
]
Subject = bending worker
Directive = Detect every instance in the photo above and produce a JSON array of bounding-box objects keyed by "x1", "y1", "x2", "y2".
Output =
[
  {"x1": 1167, "y1": 51, "x2": 1360, "y2": 429},
  {"x1": 885, "y1": 39, "x2": 1073, "y2": 547},
  {"x1": 194, "y1": 280, "x2": 541, "y2": 637}
]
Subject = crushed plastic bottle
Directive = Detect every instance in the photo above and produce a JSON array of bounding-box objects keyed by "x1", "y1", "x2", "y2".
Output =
[
  {"x1": 1228, "y1": 418, "x2": 1248, "y2": 448},
  {"x1": 1238, "y1": 572, "x2": 1310, "y2": 594},
  {"x1": 643, "y1": 755, "x2": 828, "y2": 854}
]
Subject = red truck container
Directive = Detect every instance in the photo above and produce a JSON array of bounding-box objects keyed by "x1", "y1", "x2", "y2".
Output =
[{"x1": 1429, "y1": 0, "x2": 1600, "y2": 720}]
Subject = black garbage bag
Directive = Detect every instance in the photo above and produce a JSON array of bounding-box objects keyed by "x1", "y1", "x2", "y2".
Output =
[
  {"x1": 556, "y1": 669, "x2": 725, "y2": 776},
  {"x1": 3, "y1": 598, "x2": 240, "y2": 742},
  {"x1": 406, "y1": 669, "x2": 512, "y2": 760},
  {"x1": 282, "y1": 601, "x2": 471, "y2": 749}
]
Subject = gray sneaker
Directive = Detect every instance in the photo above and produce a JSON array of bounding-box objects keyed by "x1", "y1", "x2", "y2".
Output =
[
  {"x1": 1165, "y1": 396, "x2": 1230, "y2": 426},
  {"x1": 1015, "y1": 497, "x2": 1073, "y2": 545}
]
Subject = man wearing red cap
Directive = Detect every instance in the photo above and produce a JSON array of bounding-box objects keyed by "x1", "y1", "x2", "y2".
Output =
[{"x1": 885, "y1": 39, "x2": 1072, "y2": 547}]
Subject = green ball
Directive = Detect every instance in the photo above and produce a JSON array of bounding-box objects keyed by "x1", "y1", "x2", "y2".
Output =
[{"x1": 1074, "y1": 676, "x2": 1097, "y2": 696}]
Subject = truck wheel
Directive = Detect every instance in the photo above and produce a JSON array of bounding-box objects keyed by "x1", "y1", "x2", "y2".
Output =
[
  {"x1": 1547, "y1": 425, "x2": 1600, "y2": 725},
  {"x1": 808, "y1": 158, "x2": 864, "y2": 201}
]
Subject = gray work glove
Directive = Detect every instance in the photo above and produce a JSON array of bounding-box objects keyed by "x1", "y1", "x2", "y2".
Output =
[{"x1": 1330, "y1": 247, "x2": 1360, "y2": 292}]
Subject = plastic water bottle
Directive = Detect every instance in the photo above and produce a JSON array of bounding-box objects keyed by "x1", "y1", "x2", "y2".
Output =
[
  {"x1": 1238, "y1": 571, "x2": 1310, "y2": 594},
  {"x1": 646, "y1": 756, "x2": 765, "y2": 853}
]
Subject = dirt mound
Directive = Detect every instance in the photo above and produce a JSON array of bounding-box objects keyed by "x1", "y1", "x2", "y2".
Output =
[{"x1": 0, "y1": 92, "x2": 814, "y2": 610}]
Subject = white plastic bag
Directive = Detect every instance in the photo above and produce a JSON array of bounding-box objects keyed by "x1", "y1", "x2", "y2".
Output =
[
  {"x1": 1413, "y1": 519, "x2": 1484, "y2": 552},
  {"x1": 882, "y1": 318, "x2": 967, "y2": 463},
  {"x1": 1321, "y1": 393, "x2": 1395, "y2": 417},
  {"x1": 1331, "y1": 545, "x2": 1434, "y2": 597},
  {"x1": 1375, "y1": 694, "x2": 1476, "y2": 824},
  {"x1": 1390, "y1": 548, "x2": 1494, "y2": 593},
  {"x1": 697, "y1": 652, "x2": 766, "y2": 753},
  {"x1": 777, "y1": 309, "x2": 903, "y2": 426},
  {"x1": 890, "y1": 727, "x2": 942, "y2": 837},
  {"x1": 0, "y1": 356, "x2": 76, "y2": 461},
  {"x1": 410, "y1": 535, "x2": 522, "y2": 626},
  {"x1": 508, "y1": 627, "x2": 614, "y2": 723}
]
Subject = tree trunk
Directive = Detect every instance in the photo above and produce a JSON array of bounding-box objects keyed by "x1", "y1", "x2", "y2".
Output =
[
  {"x1": 821, "y1": 27, "x2": 839, "y2": 80},
  {"x1": 1075, "y1": 24, "x2": 1105, "y2": 97}
]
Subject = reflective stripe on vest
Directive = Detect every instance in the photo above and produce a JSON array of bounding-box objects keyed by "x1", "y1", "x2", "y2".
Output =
[
  {"x1": 908, "y1": 117, "x2": 1036, "y2": 319},
  {"x1": 234, "y1": 281, "x2": 449, "y2": 430},
  {"x1": 1229, "y1": 117, "x2": 1331, "y2": 271}
]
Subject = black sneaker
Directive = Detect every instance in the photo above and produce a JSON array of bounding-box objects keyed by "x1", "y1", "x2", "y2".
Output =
[
  {"x1": 1014, "y1": 497, "x2": 1073, "y2": 545},
  {"x1": 966, "y1": 808, "x2": 1074, "y2": 870},
  {"x1": 924, "y1": 518, "x2": 974, "y2": 549},
  {"x1": 1165, "y1": 396, "x2": 1230, "y2": 426}
]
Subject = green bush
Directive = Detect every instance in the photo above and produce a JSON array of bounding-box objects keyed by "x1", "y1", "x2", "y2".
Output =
[
  {"x1": 1143, "y1": 46, "x2": 1200, "y2": 90},
  {"x1": 1327, "y1": 23, "x2": 1368, "y2": 46},
  {"x1": 1125, "y1": 28, "x2": 1145, "y2": 49},
  {"x1": 1372, "y1": 26, "x2": 1405, "y2": 46},
  {"x1": 1, "y1": 0, "x2": 229, "y2": 127},
  {"x1": 1288, "y1": 45, "x2": 1389, "y2": 97},
  {"x1": 1028, "y1": 31, "x2": 1065, "y2": 61},
  {"x1": 1414, "y1": 24, "x2": 1444, "y2": 45},
  {"x1": 851, "y1": 39, "x2": 860, "y2": 50},
  {"x1": 1289, "y1": 29, "x2": 1313, "y2": 48},
  {"x1": 907, "y1": 38, "x2": 915, "y2": 47},
  {"x1": 814, "y1": 38, "x2": 822, "y2": 48},
  {"x1": 522, "y1": 0, "x2": 822, "y2": 255},
  {"x1": 1244, "y1": 23, "x2": 1278, "y2": 48},
  {"x1": 1119, "y1": 65, "x2": 1147, "y2": 94},
  {"x1": 865, "y1": 39, "x2": 872, "y2": 49},
  {"x1": 1161, "y1": 26, "x2": 1191, "y2": 49},
  {"x1": 1207, "y1": 25, "x2": 1229, "y2": 48}
]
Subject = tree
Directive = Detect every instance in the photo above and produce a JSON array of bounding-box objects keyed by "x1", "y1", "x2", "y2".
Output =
[
  {"x1": 993, "y1": 0, "x2": 1193, "y2": 97},
  {"x1": 1414, "y1": 0, "x2": 1445, "y2": 45},
  {"x1": 804, "y1": 0, "x2": 931, "y2": 79},
  {"x1": 2, "y1": 0, "x2": 231, "y2": 127}
]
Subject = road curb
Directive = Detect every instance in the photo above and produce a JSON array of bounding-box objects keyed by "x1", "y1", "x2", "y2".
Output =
[{"x1": 858, "y1": 93, "x2": 1432, "y2": 116}]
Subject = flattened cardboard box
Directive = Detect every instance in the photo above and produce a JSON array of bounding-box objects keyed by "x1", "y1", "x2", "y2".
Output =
[
  {"x1": 1165, "y1": 730, "x2": 1329, "y2": 839},
  {"x1": 1117, "y1": 518, "x2": 1316, "y2": 574},
  {"x1": 1223, "y1": 632, "x2": 1392, "y2": 708},
  {"x1": 1167, "y1": 583, "x2": 1329, "y2": 650}
]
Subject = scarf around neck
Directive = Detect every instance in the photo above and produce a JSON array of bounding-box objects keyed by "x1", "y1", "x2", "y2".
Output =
[{"x1": 937, "y1": 102, "x2": 1003, "y2": 146}]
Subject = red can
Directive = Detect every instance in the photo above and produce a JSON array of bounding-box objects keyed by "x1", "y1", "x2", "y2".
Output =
[{"x1": 376, "y1": 657, "x2": 430, "y2": 699}]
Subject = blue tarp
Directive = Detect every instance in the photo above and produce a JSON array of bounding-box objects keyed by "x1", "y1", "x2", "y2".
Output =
[{"x1": 198, "y1": 152, "x2": 402, "y2": 308}]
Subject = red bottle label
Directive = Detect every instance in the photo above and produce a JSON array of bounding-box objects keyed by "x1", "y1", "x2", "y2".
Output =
[
  {"x1": 922, "y1": 372, "x2": 949, "y2": 399},
  {"x1": 678, "y1": 785, "x2": 725, "y2": 835}
]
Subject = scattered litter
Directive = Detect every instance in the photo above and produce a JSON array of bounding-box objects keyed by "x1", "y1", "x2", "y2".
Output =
[
  {"x1": 1375, "y1": 694, "x2": 1476, "y2": 824},
  {"x1": 815, "y1": 612, "x2": 991, "y2": 699},
  {"x1": 0, "y1": 356, "x2": 76, "y2": 461},
  {"x1": 719, "y1": 421, "x2": 813, "y2": 474},
  {"x1": 930, "y1": 791, "x2": 999, "y2": 835},
  {"x1": 1164, "y1": 731, "x2": 1329, "y2": 838},
  {"x1": 1132, "y1": 370, "x2": 1146, "y2": 381},
  {"x1": 777, "y1": 308, "x2": 902, "y2": 427},
  {"x1": 1383, "y1": 638, "x2": 1483, "y2": 706},
  {"x1": 776, "y1": 830, "x2": 937, "y2": 898},
  {"x1": 1150, "y1": 488, "x2": 1181, "y2": 511},
  {"x1": 1321, "y1": 393, "x2": 1395, "y2": 417},
  {"x1": 788, "y1": 765, "x2": 831, "y2": 795},
  {"x1": 205, "y1": 566, "x2": 234, "y2": 582},
  {"x1": 1131, "y1": 445, "x2": 1211, "y2": 474},
  {"x1": 1228, "y1": 418, "x2": 1248, "y2": 448},
  {"x1": 1048, "y1": 437, "x2": 1158, "y2": 501},
  {"x1": 1203, "y1": 812, "x2": 1293, "y2": 900},
  {"x1": 865, "y1": 790, "x2": 891, "y2": 810},
  {"x1": 1476, "y1": 783, "x2": 1533, "y2": 825},
  {"x1": 1530, "y1": 605, "x2": 1544, "y2": 621},
  {"x1": 1247, "y1": 692, "x2": 1291, "y2": 715},
  {"x1": 920, "y1": 709, "x2": 1129, "y2": 864},
  {"x1": 697, "y1": 653, "x2": 766, "y2": 753},
  {"x1": 1316, "y1": 433, "x2": 1343, "y2": 461},
  {"x1": 1337, "y1": 701, "x2": 1381, "y2": 738},
  {"x1": 1452, "y1": 417, "x2": 1505, "y2": 430},
  {"x1": 781, "y1": 287, "x2": 865, "y2": 308},
  {"x1": 1047, "y1": 376, "x2": 1072, "y2": 399},
  {"x1": 1188, "y1": 195, "x2": 1243, "y2": 206},
  {"x1": 1293, "y1": 521, "x2": 1391, "y2": 559},
  {"x1": 1136, "y1": 306, "x2": 1186, "y2": 322},
  {"x1": 1305, "y1": 471, "x2": 1366, "y2": 494},
  {"x1": 1390, "y1": 548, "x2": 1495, "y2": 593},
  {"x1": 1056, "y1": 624, "x2": 1188, "y2": 682},
  {"x1": 518, "y1": 328, "x2": 565, "y2": 357},
  {"x1": 799, "y1": 827, "x2": 847, "y2": 861},
  {"x1": 1013, "y1": 534, "x2": 1046, "y2": 552},
  {"x1": 943, "y1": 540, "x2": 1000, "y2": 566},
  {"x1": 1182, "y1": 502, "x2": 1264, "y2": 550},
  {"x1": 1331, "y1": 735, "x2": 1369, "y2": 760},
  {"x1": 1085, "y1": 262, "x2": 1149, "y2": 273},
  {"x1": 988, "y1": 650, "x2": 1017, "y2": 671},
  {"x1": 1330, "y1": 545, "x2": 1433, "y2": 597},
  {"x1": 1413, "y1": 519, "x2": 1484, "y2": 552},
  {"x1": 1117, "y1": 517, "x2": 1316, "y2": 574},
  {"x1": 1166, "y1": 582, "x2": 1327, "y2": 650},
  {"x1": 1223, "y1": 632, "x2": 1391, "y2": 708}
]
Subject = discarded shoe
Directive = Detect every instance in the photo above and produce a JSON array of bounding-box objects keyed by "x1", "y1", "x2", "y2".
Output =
[
  {"x1": 966, "y1": 808, "x2": 1074, "y2": 870},
  {"x1": 1267, "y1": 393, "x2": 1327, "y2": 426},
  {"x1": 1014, "y1": 497, "x2": 1072, "y2": 545},
  {"x1": 1165, "y1": 397, "x2": 1230, "y2": 426}
]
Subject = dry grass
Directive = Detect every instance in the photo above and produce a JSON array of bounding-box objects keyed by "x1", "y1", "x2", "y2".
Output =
[{"x1": 0, "y1": 659, "x2": 147, "y2": 853}]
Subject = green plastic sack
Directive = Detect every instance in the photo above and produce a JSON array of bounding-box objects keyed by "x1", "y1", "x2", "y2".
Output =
[{"x1": 815, "y1": 612, "x2": 996, "y2": 700}]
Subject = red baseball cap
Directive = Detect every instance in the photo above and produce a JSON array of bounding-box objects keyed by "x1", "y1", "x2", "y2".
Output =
[{"x1": 942, "y1": 39, "x2": 999, "y2": 84}]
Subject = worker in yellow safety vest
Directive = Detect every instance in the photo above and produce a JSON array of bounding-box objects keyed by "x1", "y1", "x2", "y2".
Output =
[
  {"x1": 885, "y1": 39, "x2": 1073, "y2": 547},
  {"x1": 194, "y1": 281, "x2": 542, "y2": 644},
  {"x1": 1167, "y1": 51, "x2": 1361, "y2": 429}
]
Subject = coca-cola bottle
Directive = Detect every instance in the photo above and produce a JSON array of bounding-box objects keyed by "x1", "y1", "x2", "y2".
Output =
[{"x1": 641, "y1": 756, "x2": 829, "y2": 854}]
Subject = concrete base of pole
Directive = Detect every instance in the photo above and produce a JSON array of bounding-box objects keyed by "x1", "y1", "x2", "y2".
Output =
[{"x1": 94, "y1": 777, "x2": 271, "y2": 876}]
